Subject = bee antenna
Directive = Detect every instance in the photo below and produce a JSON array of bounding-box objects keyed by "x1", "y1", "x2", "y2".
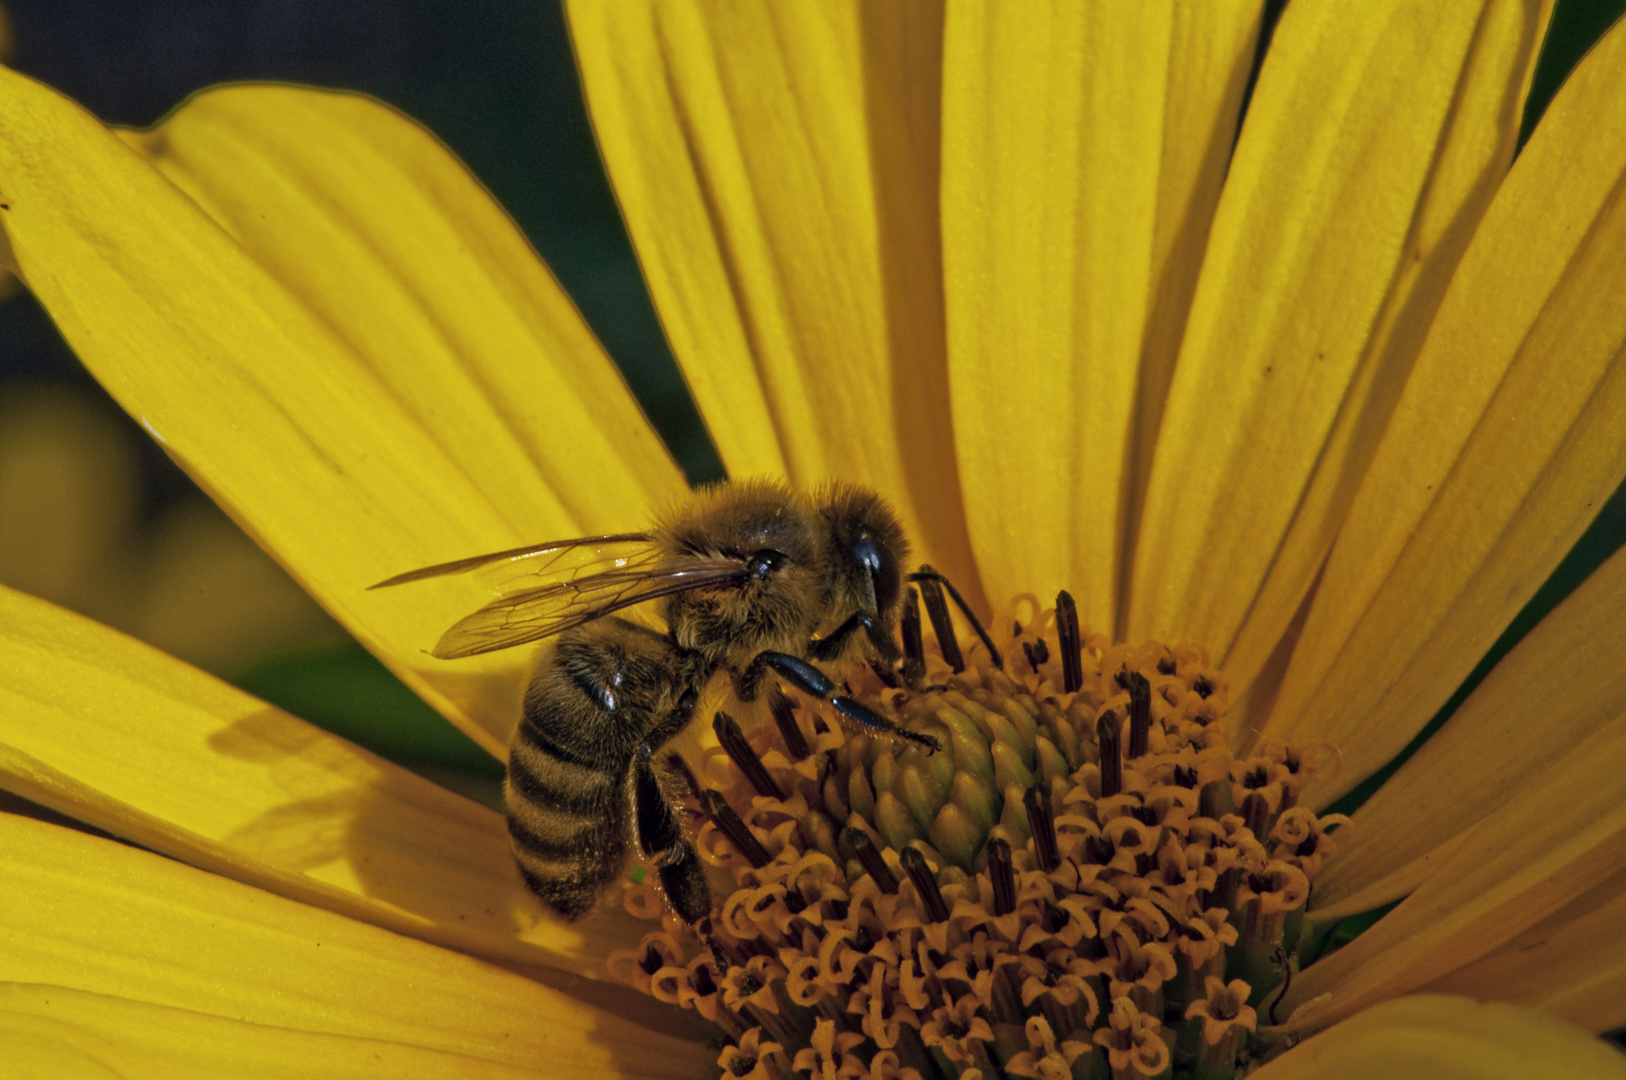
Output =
[{"x1": 907, "y1": 566, "x2": 1004, "y2": 670}]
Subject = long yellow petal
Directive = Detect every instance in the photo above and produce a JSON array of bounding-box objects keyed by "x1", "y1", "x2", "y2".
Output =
[
  {"x1": 1254, "y1": 996, "x2": 1626, "y2": 1080},
  {"x1": 1129, "y1": 0, "x2": 1552, "y2": 663},
  {"x1": 0, "y1": 813, "x2": 713, "y2": 1077},
  {"x1": 0, "y1": 585, "x2": 648, "y2": 984},
  {"x1": 1311, "y1": 542, "x2": 1626, "y2": 919},
  {"x1": 1259, "y1": 14, "x2": 1626, "y2": 798},
  {"x1": 1220, "y1": 0, "x2": 1552, "y2": 706},
  {"x1": 567, "y1": 0, "x2": 982, "y2": 599},
  {"x1": 1422, "y1": 864, "x2": 1626, "y2": 1034},
  {"x1": 940, "y1": 1, "x2": 1261, "y2": 627},
  {"x1": 0, "y1": 69, "x2": 683, "y2": 754},
  {"x1": 1277, "y1": 712, "x2": 1626, "y2": 1033},
  {"x1": 0, "y1": 984, "x2": 552, "y2": 1079}
]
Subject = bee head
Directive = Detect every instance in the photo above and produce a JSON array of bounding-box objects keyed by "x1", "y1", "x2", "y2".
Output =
[
  {"x1": 656, "y1": 478, "x2": 828, "y2": 661},
  {"x1": 815, "y1": 482, "x2": 910, "y2": 631}
]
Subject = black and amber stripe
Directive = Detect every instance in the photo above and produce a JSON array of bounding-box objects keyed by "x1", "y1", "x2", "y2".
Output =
[{"x1": 505, "y1": 714, "x2": 628, "y2": 919}]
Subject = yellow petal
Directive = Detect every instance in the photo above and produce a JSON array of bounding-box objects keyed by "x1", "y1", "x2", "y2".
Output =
[
  {"x1": 0, "y1": 813, "x2": 713, "y2": 1077},
  {"x1": 0, "y1": 585, "x2": 649, "y2": 983},
  {"x1": 1129, "y1": 0, "x2": 1553, "y2": 662},
  {"x1": 0, "y1": 984, "x2": 554, "y2": 1079},
  {"x1": 940, "y1": 1, "x2": 1261, "y2": 627},
  {"x1": 1255, "y1": 995, "x2": 1626, "y2": 1080},
  {"x1": 0, "y1": 69, "x2": 684, "y2": 754},
  {"x1": 1312, "y1": 542, "x2": 1626, "y2": 919},
  {"x1": 567, "y1": 1, "x2": 982, "y2": 599},
  {"x1": 1423, "y1": 864, "x2": 1626, "y2": 1034},
  {"x1": 1278, "y1": 707, "x2": 1626, "y2": 1032},
  {"x1": 1259, "y1": 13, "x2": 1626, "y2": 798},
  {"x1": 1220, "y1": 0, "x2": 1553, "y2": 703}
]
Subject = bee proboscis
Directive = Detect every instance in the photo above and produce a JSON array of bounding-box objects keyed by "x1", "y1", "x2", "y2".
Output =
[{"x1": 372, "y1": 479, "x2": 1001, "y2": 924}]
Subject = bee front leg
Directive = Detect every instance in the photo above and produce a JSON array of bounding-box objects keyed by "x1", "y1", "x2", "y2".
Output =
[
  {"x1": 806, "y1": 610, "x2": 874, "y2": 662},
  {"x1": 631, "y1": 750, "x2": 710, "y2": 925},
  {"x1": 745, "y1": 651, "x2": 941, "y2": 753},
  {"x1": 809, "y1": 608, "x2": 908, "y2": 691}
]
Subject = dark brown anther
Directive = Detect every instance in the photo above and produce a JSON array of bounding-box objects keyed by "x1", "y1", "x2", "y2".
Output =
[
  {"x1": 899, "y1": 846, "x2": 950, "y2": 923},
  {"x1": 1268, "y1": 945, "x2": 1293, "y2": 1026},
  {"x1": 1083, "y1": 834, "x2": 1114, "y2": 866},
  {"x1": 639, "y1": 944, "x2": 665, "y2": 976},
  {"x1": 691, "y1": 960, "x2": 718, "y2": 996},
  {"x1": 700, "y1": 790, "x2": 770, "y2": 868},
  {"x1": 1022, "y1": 637, "x2": 1051, "y2": 673},
  {"x1": 713, "y1": 711, "x2": 785, "y2": 800},
  {"x1": 1125, "y1": 670, "x2": 1152, "y2": 759},
  {"x1": 901, "y1": 585, "x2": 927, "y2": 687},
  {"x1": 1096, "y1": 709, "x2": 1122, "y2": 798},
  {"x1": 1055, "y1": 590, "x2": 1083, "y2": 693},
  {"x1": 843, "y1": 827, "x2": 899, "y2": 895},
  {"x1": 1241, "y1": 792, "x2": 1270, "y2": 840},
  {"x1": 916, "y1": 573, "x2": 965, "y2": 673},
  {"x1": 1194, "y1": 675, "x2": 1215, "y2": 699},
  {"x1": 1023, "y1": 785, "x2": 1061, "y2": 872},
  {"x1": 986, "y1": 837, "x2": 1017, "y2": 916},
  {"x1": 768, "y1": 690, "x2": 810, "y2": 761},
  {"x1": 913, "y1": 566, "x2": 1004, "y2": 670},
  {"x1": 1157, "y1": 655, "x2": 1177, "y2": 675}
]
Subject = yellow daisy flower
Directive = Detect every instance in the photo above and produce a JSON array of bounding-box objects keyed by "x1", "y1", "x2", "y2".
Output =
[{"x1": 1, "y1": 2, "x2": 1625, "y2": 1077}]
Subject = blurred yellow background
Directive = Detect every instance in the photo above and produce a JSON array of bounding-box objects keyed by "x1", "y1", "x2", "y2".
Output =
[{"x1": 0, "y1": 384, "x2": 341, "y2": 676}]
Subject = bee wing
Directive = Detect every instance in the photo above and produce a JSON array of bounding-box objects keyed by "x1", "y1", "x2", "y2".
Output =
[
  {"x1": 368, "y1": 533, "x2": 655, "y2": 594},
  {"x1": 430, "y1": 561, "x2": 751, "y2": 659}
]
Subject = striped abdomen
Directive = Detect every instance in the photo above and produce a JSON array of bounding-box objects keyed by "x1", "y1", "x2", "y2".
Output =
[
  {"x1": 504, "y1": 618, "x2": 688, "y2": 920},
  {"x1": 505, "y1": 702, "x2": 630, "y2": 919}
]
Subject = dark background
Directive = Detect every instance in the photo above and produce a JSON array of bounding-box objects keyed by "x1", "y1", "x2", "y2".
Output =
[{"x1": 2, "y1": 0, "x2": 1624, "y2": 800}]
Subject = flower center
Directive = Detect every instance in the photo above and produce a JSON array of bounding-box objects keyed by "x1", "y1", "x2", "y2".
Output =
[{"x1": 608, "y1": 592, "x2": 1346, "y2": 1079}]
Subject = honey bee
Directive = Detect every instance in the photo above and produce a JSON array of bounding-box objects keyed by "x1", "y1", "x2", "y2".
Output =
[{"x1": 372, "y1": 479, "x2": 999, "y2": 925}]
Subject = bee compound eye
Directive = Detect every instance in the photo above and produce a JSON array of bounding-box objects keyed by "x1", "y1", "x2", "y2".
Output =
[{"x1": 853, "y1": 530, "x2": 899, "y2": 613}]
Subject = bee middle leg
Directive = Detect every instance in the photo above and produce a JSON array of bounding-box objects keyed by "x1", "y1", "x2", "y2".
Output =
[
  {"x1": 631, "y1": 749, "x2": 710, "y2": 924},
  {"x1": 736, "y1": 651, "x2": 941, "y2": 753}
]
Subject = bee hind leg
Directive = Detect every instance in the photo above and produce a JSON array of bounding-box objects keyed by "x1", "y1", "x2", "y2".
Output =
[
  {"x1": 632, "y1": 752, "x2": 710, "y2": 924},
  {"x1": 744, "y1": 651, "x2": 941, "y2": 754}
]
